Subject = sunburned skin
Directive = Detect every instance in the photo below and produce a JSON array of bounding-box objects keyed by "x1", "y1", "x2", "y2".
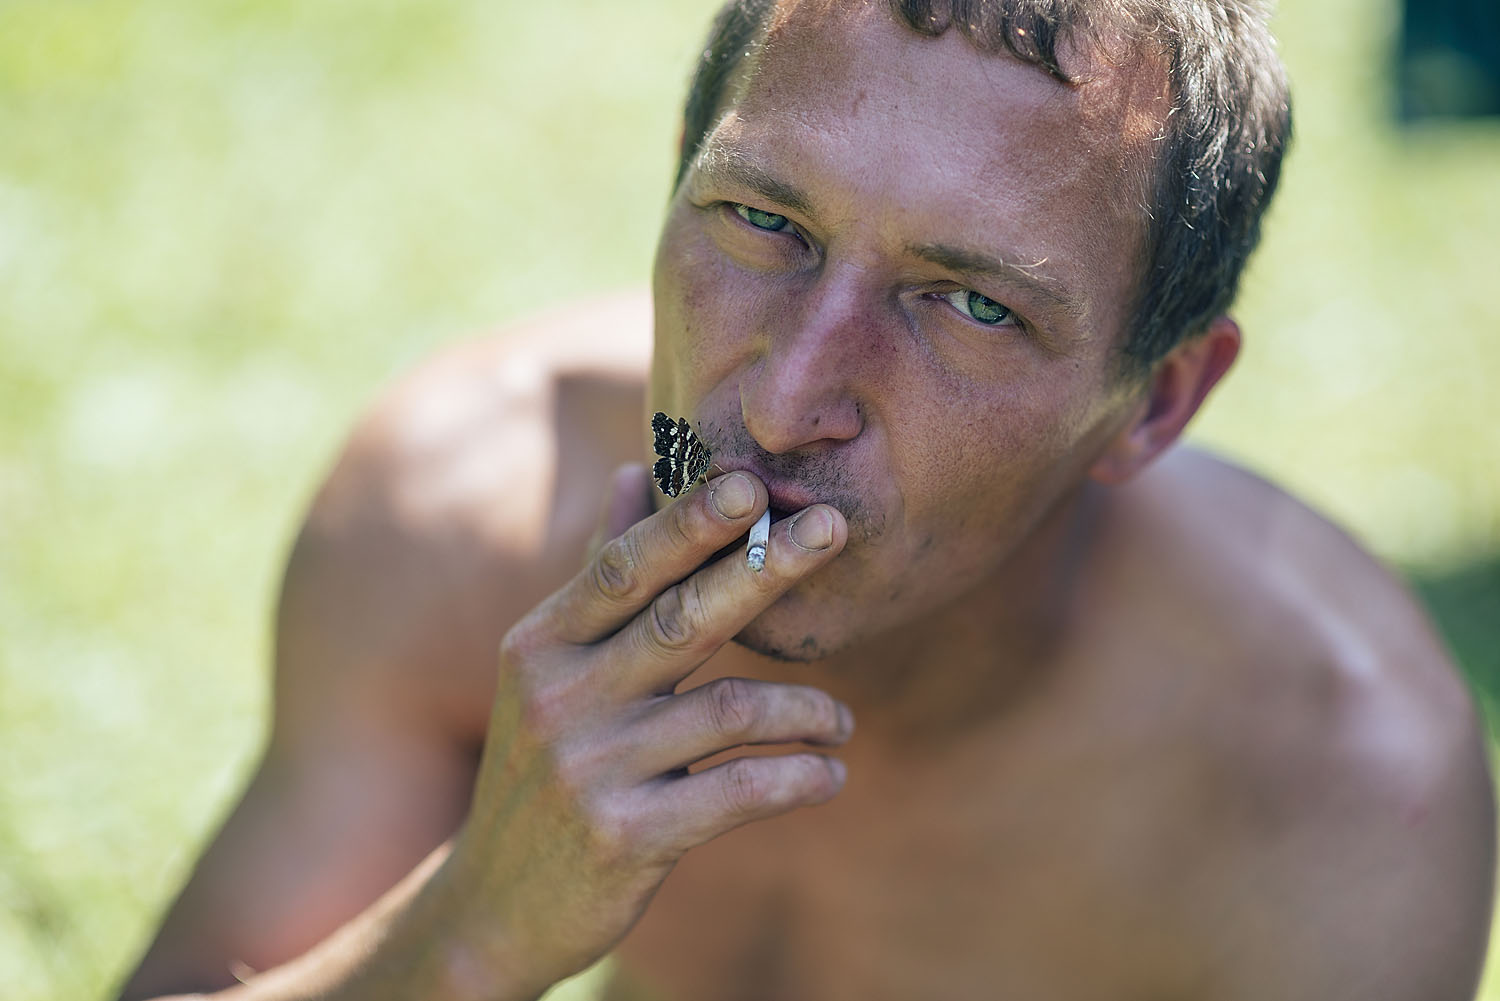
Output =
[
  {"x1": 111, "y1": 294, "x2": 1494, "y2": 1001},
  {"x1": 110, "y1": 0, "x2": 1495, "y2": 994}
]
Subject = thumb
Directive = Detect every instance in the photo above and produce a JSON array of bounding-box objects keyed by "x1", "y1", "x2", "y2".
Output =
[{"x1": 586, "y1": 463, "x2": 654, "y2": 561}]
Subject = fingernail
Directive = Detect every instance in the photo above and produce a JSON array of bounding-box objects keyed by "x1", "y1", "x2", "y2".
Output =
[
  {"x1": 829, "y1": 758, "x2": 848, "y2": 786},
  {"x1": 837, "y1": 704, "x2": 855, "y2": 738},
  {"x1": 711, "y1": 473, "x2": 755, "y2": 519},
  {"x1": 789, "y1": 507, "x2": 834, "y2": 551}
]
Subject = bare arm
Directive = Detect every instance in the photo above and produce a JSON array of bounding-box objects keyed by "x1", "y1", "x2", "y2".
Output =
[
  {"x1": 118, "y1": 326, "x2": 857, "y2": 1000},
  {"x1": 117, "y1": 326, "x2": 610, "y2": 999},
  {"x1": 116, "y1": 417, "x2": 500, "y2": 998}
]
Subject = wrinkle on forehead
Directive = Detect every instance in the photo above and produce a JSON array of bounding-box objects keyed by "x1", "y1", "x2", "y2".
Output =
[
  {"x1": 751, "y1": 0, "x2": 1172, "y2": 200},
  {"x1": 750, "y1": 5, "x2": 1168, "y2": 179}
]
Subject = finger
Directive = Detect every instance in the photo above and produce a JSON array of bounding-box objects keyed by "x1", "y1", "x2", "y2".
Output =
[
  {"x1": 584, "y1": 463, "x2": 654, "y2": 563},
  {"x1": 544, "y1": 471, "x2": 769, "y2": 646},
  {"x1": 603, "y1": 504, "x2": 847, "y2": 693},
  {"x1": 624, "y1": 677, "x2": 854, "y2": 779},
  {"x1": 650, "y1": 752, "x2": 847, "y2": 854}
]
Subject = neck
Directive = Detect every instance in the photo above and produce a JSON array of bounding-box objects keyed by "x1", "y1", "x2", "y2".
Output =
[{"x1": 737, "y1": 481, "x2": 1104, "y2": 746}]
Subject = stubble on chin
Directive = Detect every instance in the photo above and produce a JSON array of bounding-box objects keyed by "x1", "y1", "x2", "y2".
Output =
[
  {"x1": 730, "y1": 628, "x2": 833, "y2": 664},
  {"x1": 730, "y1": 593, "x2": 847, "y2": 662}
]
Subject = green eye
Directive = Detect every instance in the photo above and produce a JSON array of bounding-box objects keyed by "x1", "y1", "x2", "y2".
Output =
[
  {"x1": 733, "y1": 203, "x2": 792, "y2": 232},
  {"x1": 943, "y1": 289, "x2": 1014, "y2": 326}
]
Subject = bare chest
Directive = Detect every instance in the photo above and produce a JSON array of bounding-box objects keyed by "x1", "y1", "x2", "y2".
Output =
[{"x1": 606, "y1": 708, "x2": 1202, "y2": 1001}]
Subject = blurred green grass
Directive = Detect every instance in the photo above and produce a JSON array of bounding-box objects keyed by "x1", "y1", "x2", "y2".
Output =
[{"x1": 0, "y1": 1, "x2": 1495, "y2": 999}]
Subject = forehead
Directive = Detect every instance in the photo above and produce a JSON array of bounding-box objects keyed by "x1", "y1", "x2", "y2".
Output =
[{"x1": 706, "y1": 0, "x2": 1171, "y2": 333}]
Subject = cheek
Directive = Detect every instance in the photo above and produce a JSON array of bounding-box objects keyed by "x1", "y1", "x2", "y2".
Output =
[
  {"x1": 891, "y1": 372, "x2": 1104, "y2": 542},
  {"x1": 652, "y1": 216, "x2": 765, "y2": 403}
]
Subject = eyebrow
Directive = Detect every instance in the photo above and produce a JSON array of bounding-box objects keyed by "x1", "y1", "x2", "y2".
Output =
[
  {"x1": 693, "y1": 137, "x2": 817, "y2": 219},
  {"x1": 907, "y1": 242, "x2": 1086, "y2": 320},
  {"x1": 694, "y1": 137, "x2": 1087, "y2": 322}
]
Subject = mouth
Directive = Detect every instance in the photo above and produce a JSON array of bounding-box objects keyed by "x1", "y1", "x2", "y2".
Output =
[
  {"x1": 761, "y1": 477, "x2": 819, "y2": 514},
  {"x1": 765, "y1": 503, "x2": 797, "y2": 525},
  {"x1": 695, "y1": 459, "x2": 833, "y2": 567}
]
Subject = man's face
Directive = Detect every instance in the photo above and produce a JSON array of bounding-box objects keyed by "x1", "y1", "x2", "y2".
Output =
[{"x1": 650, "y1": 1, "x2": 1169, "y2": 661}]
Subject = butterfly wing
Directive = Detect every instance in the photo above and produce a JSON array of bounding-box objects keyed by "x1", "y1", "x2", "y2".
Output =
[{"x1": 650, "y1": 411, "x2": 712, "y2": 497}]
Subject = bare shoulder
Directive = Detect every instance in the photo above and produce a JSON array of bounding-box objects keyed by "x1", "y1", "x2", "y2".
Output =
[
  {"x1": 280, "y1": 288, "x2": 653, "y2": 741},
  {"x1": 118, "y1": 293, "x2": 655, "y2": 997},
  {"x1": 1110, "y1": 447, "x2": 1496, "y2": 1000}
]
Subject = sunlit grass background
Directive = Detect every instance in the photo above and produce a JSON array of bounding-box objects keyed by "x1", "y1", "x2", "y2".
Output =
[{"x1": 1, "y1": 0, "x2": 1496, "y2": 998}]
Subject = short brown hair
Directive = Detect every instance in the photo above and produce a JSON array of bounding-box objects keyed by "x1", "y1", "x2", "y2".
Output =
[{"x1": 675, "y1": 0, "x2": 1293, "y2": 375}]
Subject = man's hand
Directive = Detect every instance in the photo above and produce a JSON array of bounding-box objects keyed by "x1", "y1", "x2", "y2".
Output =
[{"x1": 436, "y1": 465, "x2": 853, "y2": 997}]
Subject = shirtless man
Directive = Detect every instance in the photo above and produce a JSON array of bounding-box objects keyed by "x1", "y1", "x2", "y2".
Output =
[{"x1": 119, "y1": 1, "x2": 1496, "y2": 999}]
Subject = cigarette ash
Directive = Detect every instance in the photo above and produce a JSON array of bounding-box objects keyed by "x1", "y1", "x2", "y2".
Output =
[{"x1": 746, "y1": 508, "x2": 770, "y2": 573}]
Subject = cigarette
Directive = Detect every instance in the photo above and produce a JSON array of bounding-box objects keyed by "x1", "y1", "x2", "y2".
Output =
[{"x1": 746, "y1": 508, "x2": 770, "y2": 572}]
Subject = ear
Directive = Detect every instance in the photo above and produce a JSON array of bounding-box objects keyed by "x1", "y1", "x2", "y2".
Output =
[{"x1": 1089, "y1": 316, "x2": 1241, "y2": 486}]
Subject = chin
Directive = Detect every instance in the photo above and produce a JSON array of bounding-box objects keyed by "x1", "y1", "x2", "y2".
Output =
[
  {"x1": 728, "y1": 560, "x2": 916, "y2": 662},
  {"x1": 730, "y1": 629, "x2": 833, "y2": 663},
  {"x1": 730, "y1": 602, "x2": 857, "y2": 663}
]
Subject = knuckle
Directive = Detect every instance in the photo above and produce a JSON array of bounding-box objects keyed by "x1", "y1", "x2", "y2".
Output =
[
  {"x1": 720, "y1": 757, "x2": 769, "y2": 816},
  {"x1": 665, "y1": 499, "x2": 702, "y2": 551},
  {"x1": 705, "y1": 677, "x2": 758, "y2": 739},
  {"x1": 645, "y1": 580, "x2": 700, "y2": 654},
  {"x1": 591, "y1": 534, "x2": 641, "y2": 603},
  {"x1": 497, "y1": 617, "x2": 543, "y2": 669},
  {"x1": 548, "y1": 743, "x2": 593, "y2": 797},
  {"x1": 583, "y1": 796, "x2": 640, "y2": 867}
]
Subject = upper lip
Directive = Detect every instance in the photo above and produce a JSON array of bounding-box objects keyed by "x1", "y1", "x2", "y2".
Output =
[{"x1": 715, "y1": 460, "x2": 818, "y2": 514}]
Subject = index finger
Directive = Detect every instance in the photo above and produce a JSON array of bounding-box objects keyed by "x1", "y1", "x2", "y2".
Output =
[{"x1": 542, "y1": 471, "x2": 768, "y2": 646}]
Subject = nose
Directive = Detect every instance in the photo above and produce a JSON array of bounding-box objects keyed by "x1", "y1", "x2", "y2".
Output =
[{"x1": 739, "y1": 266, "x2": 878, "y2": 454}]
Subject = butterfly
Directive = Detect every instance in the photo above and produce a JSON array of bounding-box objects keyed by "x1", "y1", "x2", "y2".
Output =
[{"x1": 650, "y1": 411, "x2": 713, "y2": 497}]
